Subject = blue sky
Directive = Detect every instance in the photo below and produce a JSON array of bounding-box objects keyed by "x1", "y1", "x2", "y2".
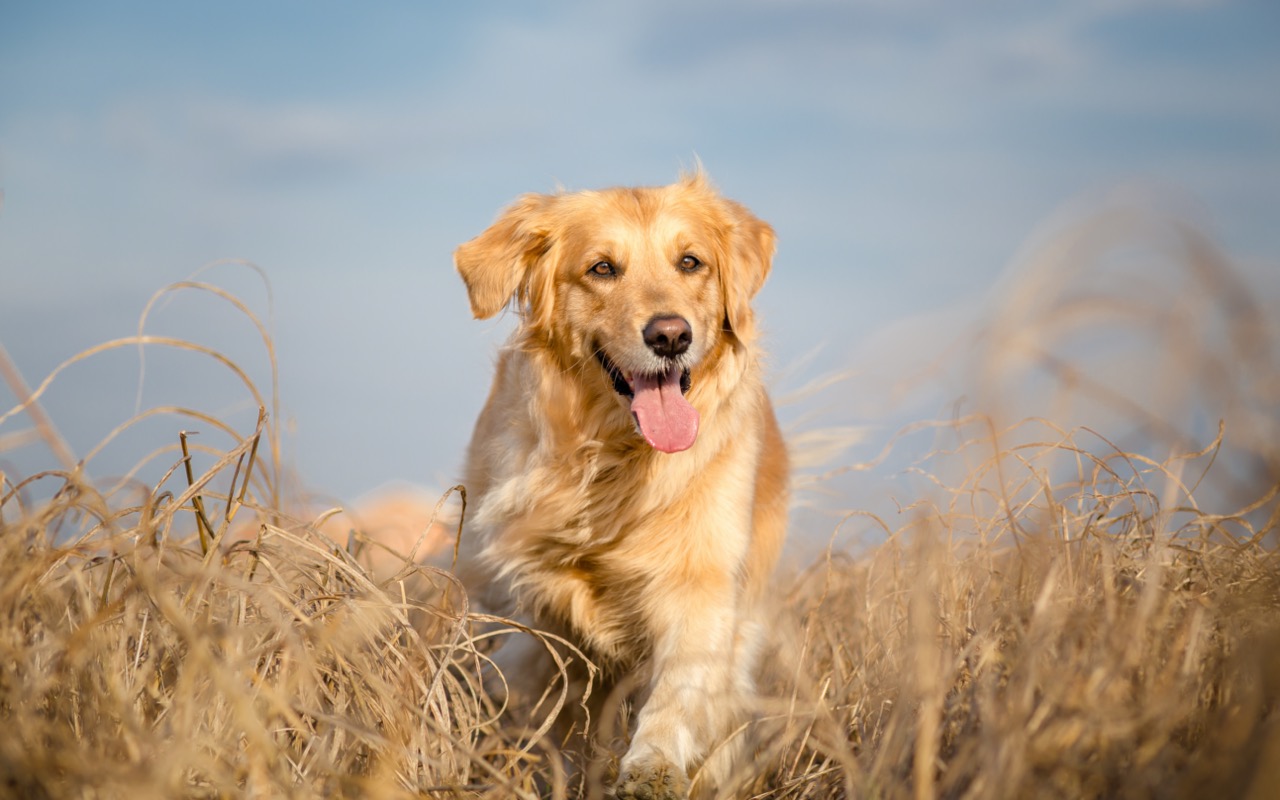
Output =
[{"x1": 2, "y1": 0, "x2": 1277, "y2": 507}]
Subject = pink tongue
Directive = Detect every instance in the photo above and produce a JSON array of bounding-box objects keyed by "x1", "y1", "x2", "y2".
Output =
[{"x1": 629, "y1": 365, "x2": 699, "y2": 453}]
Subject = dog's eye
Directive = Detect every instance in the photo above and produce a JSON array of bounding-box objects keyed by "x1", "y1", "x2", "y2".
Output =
[
  {"x1": 679, "y1": 255, "x2": 702, "y2": 272},
  {"x1": 588, "y1": 261, "x2": 617, "y2": 277}
]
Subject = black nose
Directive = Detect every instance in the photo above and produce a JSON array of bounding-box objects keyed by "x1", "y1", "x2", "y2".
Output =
[{"x1": 643, "y1": 316, "x2": 692, "y2": 359}]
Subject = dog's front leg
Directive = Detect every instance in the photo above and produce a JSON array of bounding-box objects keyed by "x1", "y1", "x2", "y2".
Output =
[{"x1": 614, "y1": 577, "x2": 744, "y2": 800}]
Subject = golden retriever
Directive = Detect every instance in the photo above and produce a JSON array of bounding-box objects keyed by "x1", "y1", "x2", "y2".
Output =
[{"x1": 453, "y1": 171, "x2": 788, "y2": 799}]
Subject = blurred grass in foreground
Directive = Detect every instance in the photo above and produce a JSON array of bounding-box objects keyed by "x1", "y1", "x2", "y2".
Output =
[{"x1": 1, "y1": 204, "x2": 1277, "y2": 798}]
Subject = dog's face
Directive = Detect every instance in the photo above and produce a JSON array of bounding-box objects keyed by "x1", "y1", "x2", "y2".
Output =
[{"x1": 455, "y1": 173, "x2": 775, "y2": 453}]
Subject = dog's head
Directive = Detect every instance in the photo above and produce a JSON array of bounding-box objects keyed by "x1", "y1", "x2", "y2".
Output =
[{"x1": 455, "y1": 171, "x2": 775, "y2": 453}]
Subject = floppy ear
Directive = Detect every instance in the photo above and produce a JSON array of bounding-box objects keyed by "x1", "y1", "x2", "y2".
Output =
[
  {"x1": 454, "y1": 194, "x2": 553, "y2": 320},
  {"x1": 720, "y1": 198, "x2": 777, "y2": 342}
]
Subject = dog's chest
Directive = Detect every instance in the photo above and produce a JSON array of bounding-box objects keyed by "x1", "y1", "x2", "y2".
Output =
[{"x1": 483, "y1": 450, "x2": 703, "y2": 656}]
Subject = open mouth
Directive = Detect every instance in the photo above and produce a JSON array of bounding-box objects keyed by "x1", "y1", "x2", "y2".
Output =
[
  {"x1": 594, "y1": 350, "x2": 692, "y2": 398},
  {"x1": 594, "y1": 349, "x2": 698, "y2": 453}
]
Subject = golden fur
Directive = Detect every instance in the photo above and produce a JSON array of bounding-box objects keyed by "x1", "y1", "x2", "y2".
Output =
[{"x1": 453, "y1": 172, "x2": 788, "y2": 799}]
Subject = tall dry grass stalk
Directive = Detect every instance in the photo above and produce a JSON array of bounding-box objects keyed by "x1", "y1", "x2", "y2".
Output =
[
  {"x1": 2, "y1": 210, "x2": 1278, "y2": 798},
  {"x1": 754, "y1": 416, "x2": 1279, "y2": 799}
]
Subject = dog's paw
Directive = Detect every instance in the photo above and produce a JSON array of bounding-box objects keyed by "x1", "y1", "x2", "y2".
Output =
[{"x1": 614, "y1": 762, "x2": 690, "y2": 800}]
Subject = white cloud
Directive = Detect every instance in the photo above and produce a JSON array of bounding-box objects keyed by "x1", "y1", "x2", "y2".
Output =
[{"x1": 12, "y1": 0, "x2": 1259, "y2": 201}]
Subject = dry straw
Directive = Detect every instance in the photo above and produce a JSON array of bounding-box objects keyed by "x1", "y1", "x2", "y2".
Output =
[{"x1": 1, "y1": 205, "x2": 1277, "y2": 798}]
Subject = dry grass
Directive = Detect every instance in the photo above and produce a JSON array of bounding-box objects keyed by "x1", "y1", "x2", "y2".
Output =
[
  {"x1": 1, "y1": 207, "x2": 1277, "y2": 798},
  {"x1": 758, "y1": 416, "x2": 1280, "y2": 799}
]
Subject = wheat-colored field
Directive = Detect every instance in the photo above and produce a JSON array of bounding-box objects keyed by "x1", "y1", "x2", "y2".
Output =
[{"x1": 1, "y1": 209, "x2": 1277, "y2": 798}]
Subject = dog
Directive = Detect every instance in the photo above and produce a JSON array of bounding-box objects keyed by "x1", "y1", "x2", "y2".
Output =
[{"x1": 452, "y1": 171, "x2": 789, "y2": 799}]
